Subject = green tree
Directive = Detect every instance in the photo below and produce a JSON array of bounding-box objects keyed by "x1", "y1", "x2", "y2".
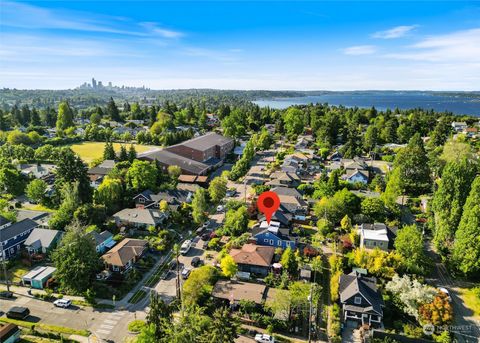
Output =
[
  {"x1": 382, "y1": 167, "x2": 403, "y2": 210},
  {"x1": 106, "y1": 97, "x2": 121, "y2": 122},
  {"x1": 7, "y1": 130, "x2": 31, "y2": 145},
  {"x1": 0, "y1": 166, "x2": 26, "y2": 196},
  {"x1": 48, "y1": 182, "x2": 80, "y2": 230},
  {"x1": 204, "y1": 307, "x2": 239, "y2": 343},
  {"x1": 208, "y1": 176, "x2": 227, "y2": 204},
  {"x1": 361, "y1": 197, "x2": 386, "y2": 222},
  {"x1": 223, "y1": 206, "x2": 248, "y2": 236},
  {"x1": 433, "y1": 158, "x2": 477, "y2": 253},
  {"x1": 128, "y1": 144, "x2": 137, "y2": 162},
  {"x1": 220, "y1": 254, "x2": 238, "y2": 278},
  {"x1": 280, "y1": 247, "x2": 299, "y2": 276},
  {"x1": 119, "y1": 145, "x2": 128, "y2": 161},
  {"x1": 182, "y1": 266, "x2": 217, "y2": 306},
  {"x1": 340, "y1": 215, "x2": 352, "y2": 231},
  {"x1": 95, "y1": 176, "x2": 123, "y2": 209},
  {"x1": 452, "y1": 176, "x2": 480, "y2": 276},
  {"x1": 363, "y1": 125, "x2": 378, "y2": 153},
  {"x1": 26, "y1": 179, "x2": 47, "y2": 204},
  {"x1": 192, "y1": 188, "x2": 208, "y2": 224},
  {"x1": 56, "y1": 101, "x2": 74, "y2": 131},
  {"x1": 51, "y1": 222, "x2": 99, "y2": 293},
  {"x1": 103, "y1": 142, "x2": 116, "y2": 160},
  {"x1": 167, "y1": 165, "x2": 181, "y2": 180},
  {"x1": 395, "y1": 224, "x2": 427, "y2": 274},
  {"x1": 283, "y1": 108, "x2": 304, "y2": 136},
  {"x1": 146, "y1": 292, "x2": 172, "y2": 340},
  {"x1": 126, "y1": 160, "x2": 158, "y2": 191}
]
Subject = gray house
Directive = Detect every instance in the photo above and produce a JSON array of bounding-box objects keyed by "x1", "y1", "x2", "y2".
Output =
[
  {"x1": 339, "y1": 271, "x2": 384, "y2": 328},
  {"x1": 24, "y1": 228, "x2": 63, "y2": 255}
]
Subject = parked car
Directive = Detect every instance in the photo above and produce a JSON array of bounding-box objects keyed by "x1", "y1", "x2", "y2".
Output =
[
  {"x1": 169, "y1": 259, "x2": 178, "y2": 270},
  {"x1": 216, "y1": 205, "x2": 224, "y2": 212},
  {"x1": 6, "y1": 306, "x2": 30, "y2": 319},
  {"x1": 0, "y1": 291, "x2": 14, "y2": 299},
  {"x1": 53, "y1": 299, "x2": 72, "y2": 308},
  {"x1": 191, "y1": 257, "x2": 202, "y2": 267},
  {"x1": 161, "y1": 270, "x2": 171, "y2": 280},
  {"x1": 202, "y1": 221, "x2": 210, "y2": 229},
  {"x1": 181, "y1": 268, "x2": 192, "y2": 279},
  {"x1": 255, "y1": 334, "x2": 275, "y2": 343},
  {"x1": 226, "y1": 189, "x2": 236, "y2": 197},
  {"x1": 180, "y1": 240, "x2": 192, "y2": 255}
]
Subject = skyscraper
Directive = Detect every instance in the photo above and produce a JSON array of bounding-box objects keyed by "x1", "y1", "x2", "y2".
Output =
[{"x1": 92, "y1": 78, "x2": 97, "y2": 89}]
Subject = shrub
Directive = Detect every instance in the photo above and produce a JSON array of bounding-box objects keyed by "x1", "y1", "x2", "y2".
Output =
[{"x1": 128, "y1": 320, "x2": 146, "y2": 333}]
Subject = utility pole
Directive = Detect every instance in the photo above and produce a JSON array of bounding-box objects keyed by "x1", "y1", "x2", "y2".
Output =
[
  {"x1": 0, "y1": 240, "x2": 10, "y2": 292},
  {"x1": 308, "y1": 283, "x2": 313, "y2": 343}
]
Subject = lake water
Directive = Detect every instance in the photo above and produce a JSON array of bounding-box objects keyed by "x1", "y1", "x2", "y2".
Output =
[{"x1": 253, "y1": 92, "x2": 480, "y2": 117}]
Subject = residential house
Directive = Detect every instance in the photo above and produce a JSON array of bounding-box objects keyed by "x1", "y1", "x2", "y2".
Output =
[
  {"x1": 339, "y1": 271, "x2": 384, "y2": 328},
  {"x1": 87, "y1": 160, "x2": 116, "y2": 188},
  {"x1": 206, "y1": 113, "x2": 220, "y2": 126},
  {"x1": 463, "y1": 127, "x2": 478, "y2": 138},
  {"x1": 16, "y1": 210, "x2": 51, "y2": 228},
  {"x1": 133, "y1": 189, "x2": 192, "y2": 210},
  {"x1": 101, "y1": 238, "x2": 148, "y2": 273},
  {"x1": 24, "y1": 228, "x2": 63, "y2": 255},
  {"x1": 88, "y1": 230, "x2": 115, "y2": 253},
  {"x1": 0, "y1": 323, "x2": 21, "y2": 343},
  {"x1": 342, "y1": 169, "x2": 369, "y2": 184},
  {"x1": 165, "y1": 132, "x2": 234, "y2": 164},
  {"x1": 270, "y1": 187, "x2": 308, "y2": 221},
  {"x1": 212, "y1": 280, "x2": 269, "y2": 305},
  {"x1": 357, "y1": 223, "x2": 397, "y2": 251},
  {"x1": 252, "y1": 221, "x2": 298, "y2": 250},
  {"x1": 295, "y1": 135, "x2": 314, "y2": 150},
  {"x1": 229, "y1": 244, "x2": 275, "y2": 277},
  {"x1": 266, "y1": 171, "x2": 300, "y2": 188},
  {"x1": 18, "y1": 164, "x2": 56, "y2": 179},
  {"x1": 451, "y1": 121, "x2": 468, "y2": 132},
  {"x1": 112, "y1": 208, "x2": 166, "y2": 229},
  {"x1": 0, "y1": 217, "x2": 38, "y2": 259}
]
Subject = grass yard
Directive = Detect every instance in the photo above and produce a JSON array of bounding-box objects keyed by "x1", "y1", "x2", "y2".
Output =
[
  {"x1": 68, "y1": 142, "x2": 158, "y2": 164},
  {"x1": 7, "y1": 261, "x2": 31, "y2": 283},
  {"x1": 22, "y1": 204, "x2": 56, "y2": 213},
  {"x1": 458, "y1": 287, "x2": 480, "y2": 318}
]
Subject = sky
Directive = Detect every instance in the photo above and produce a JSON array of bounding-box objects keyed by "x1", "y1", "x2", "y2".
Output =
[{"x1": 1, "y1": 1, "x2": 480, "y2": 90}]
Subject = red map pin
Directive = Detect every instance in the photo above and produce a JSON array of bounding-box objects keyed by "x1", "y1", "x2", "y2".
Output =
[{"x1": 257, "y1": 191, "x2": 280, "y2": 225}]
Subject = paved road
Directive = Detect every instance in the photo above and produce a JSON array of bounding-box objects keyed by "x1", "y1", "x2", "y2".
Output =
[{"x1": 425, "y1": 241, "x2": 480, "y2": 342}]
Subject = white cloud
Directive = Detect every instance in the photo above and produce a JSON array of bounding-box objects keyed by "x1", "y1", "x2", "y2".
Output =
[
  {"x1": 139, "y1": 22, "x2": 184, "y2": 39},
  {"x1": 373, "y1": 25, "x2": 418, "y2": 39},
  {"x1": 343, "y1": 45, "x2": 377, "y2": 55},
  {"x1": 385, "y1": 27, "x2": 480, "y2": 62}
]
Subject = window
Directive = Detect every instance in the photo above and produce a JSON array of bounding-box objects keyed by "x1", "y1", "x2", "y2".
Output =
[
  {"x1": 270, "y1": 240, "x2": 274, "y2": 245},
  {"x1": 373, "y1": 241, "x2": 377, "y2": 246},
  {"x1": 277, "y1": 240, "x2": 281, "y2": 246},
  {"x1": 354, "y1": 296, "x2": 362, "y2": 305},
  {"x1": 264, "y1": 239, "x2": 269, "y2": 243},
  {"x1": 138, "y1": 197, "x2": 145, "y2": 204}
]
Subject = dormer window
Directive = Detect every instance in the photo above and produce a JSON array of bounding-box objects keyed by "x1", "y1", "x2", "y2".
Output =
[
  {"x1": 354, "y1": 296, "x2": 362, "y2": 305},
  {"x1": 138, "y1": 197, "x2": 145, "y2": 203}
]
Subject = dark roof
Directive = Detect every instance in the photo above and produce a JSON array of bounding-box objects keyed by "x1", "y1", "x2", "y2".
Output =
[
  {"x1": 24, "y1": 228, "x2": 62, "y2": 249},
  {"x1": 134, "y1": 189, "x2": 190, "y2": 205},
  {"x1": 0, "y1": 323, "x2": 20, "y2": 341},
  {"x1": 87, "y1": 166, "x2": 112, "y2": 176},
  {"x1": 16, "y1": 210, "x2": 49, "y2": 222},
  {"x1": 252, "y1": 225, "x2": 295, "y2": 242},
  {"x1": 0, "y1": 219, "x2": 38, "y2": 241},
  {"x1": 142, "y1": 149, "x2": 210, "y2": 175},
  {"x1": 258, "y1": 210, "x2": 291, "y2": 226},
  {"x1": 339, "y1": 271, "x2": 383, "y2": 315},
  {"x1": 168, "y1": 132, "x2": 232, "y2": 151},
  {"x1": 88, "y1": 230, "x2": 113, "y2": 246},
  {"x1": 0, "y1": 215, "x2": 10, "y2": 227}
]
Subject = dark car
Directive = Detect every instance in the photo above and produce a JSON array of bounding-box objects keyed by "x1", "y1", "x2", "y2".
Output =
[
  {"x1": 0, "y1": 291, "x2": 14, "y2": 299},
  {"x1": 6, "y1": 306, "x2": 30, "y2": 319},
  {"x1": 191, "y1": 257, "x2": 202, "y2": 267},
  {"x1": 201, "y1": 232, "x2": 211, "y2": 241},
  {"x1": 169, "y1": 260, "x2": 178, "y2": 270}
]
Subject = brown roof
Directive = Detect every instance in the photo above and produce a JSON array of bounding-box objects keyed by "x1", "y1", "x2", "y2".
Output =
[
  {"x1": 212, "y1": 280, "x2": 267, "y2": 304},
  {"x1": 178, "y1": 175, "x2": 197, "y2": 183},
  {"x1": 101, "y1": 238, "x2": 147, "y2": 267},
  {"x1": 0, "y1": 323, "x2": 19, "y2": 341},
  {"x1": 230, "y1": 244, "x2": 274, "y2": 267}
]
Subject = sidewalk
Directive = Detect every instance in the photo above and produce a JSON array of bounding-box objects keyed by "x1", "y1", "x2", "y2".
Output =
[{"x1": 4, "y1": 284, "x2": 86, "y2": 302}]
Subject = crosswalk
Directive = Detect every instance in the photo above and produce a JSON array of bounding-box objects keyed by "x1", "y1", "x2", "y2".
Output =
[{"x1": 95, "y1": 311, "x2": 125, "y2": 336}]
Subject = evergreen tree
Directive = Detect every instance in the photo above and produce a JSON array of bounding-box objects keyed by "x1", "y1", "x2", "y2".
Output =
[
  {"x1": 30, "y1": 108, "x2": 41, "y2": 126},
  {"x1": 56, "y1": 101, "x2": 74, "y2": 131},
  {"x1": 192, "y1": 188, "x2": 208, "y2": 224},
  {"x1": 128, "y1": 144, "x2": 137, "y2": 162},
  {"x1": 433, "y1": 158, "x2": 477, "y2": 253},
  {"x1": 106, "y1": 97, "x2": 121, "y2": 122},
  {"x1": 203, "y1": 307, "x2": 239, "y2": 343},
  {"x1": 119, "y1": 145, "x2": 128, "y2": 161},
  {"x1": 103, "y1": 142, "x2": 116, "y2": 160},
  {"x1": 146, "y1": 292, "x2": 172, "y2": 340},
  {"x1": 452, "y1": 176, "x2": 480, "y2": 276}
]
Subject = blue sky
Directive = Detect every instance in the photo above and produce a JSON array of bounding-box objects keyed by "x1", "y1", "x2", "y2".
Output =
[{"x1": 1, "y1": 1, "x2": 479, "y2": 90}]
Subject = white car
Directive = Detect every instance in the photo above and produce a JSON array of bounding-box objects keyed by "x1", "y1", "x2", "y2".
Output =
[
  {"x1": 181, "y1": 268, "x2": 192, "y2": 279},
  {"x1": 216, "y1": 205, "x2": 224, "y2": 212},
  {"x1": 180, "y1": 240, "x2": 192, "y2": 255},
  {"x1": 53, "y1": 299, "x2": 72, "y2": 308},
  {"x1": 255, "y1": 334, "x2": 275, "y2": 343},
  {"x1": 439, "y1": 287, "x2": 452, "y2": 301}
]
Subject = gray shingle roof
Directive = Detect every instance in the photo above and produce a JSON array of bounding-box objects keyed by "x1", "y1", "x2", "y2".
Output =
[
  {"x1": 24, "y1": 228, "x2": 62, "y2": 249},
  {"x1": 0, "y1": 215, "x2": 10, "y2": 227},
  {"x1": 339, "y1": 271, "x2": 383, "y2": 315},
  {"x1": 88, "y1": 230, "x2": 113, "y2": 245},
  {"x1": 171, "y1": 132, "x2": 232, "y2": 151}
]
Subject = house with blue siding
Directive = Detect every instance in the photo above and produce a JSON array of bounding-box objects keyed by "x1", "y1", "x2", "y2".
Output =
[
  {"x1": 88, "y1": 230, "x2": 116, "y2": 253},
  {"x1": 0, "y1": 216, "x2": 38, "y2": 259},
  {"x1": 252, "y1": 221, "x2": 298, "y2": 250}
]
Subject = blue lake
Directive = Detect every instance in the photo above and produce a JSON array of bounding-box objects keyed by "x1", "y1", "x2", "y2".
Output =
[{"x1": 253, "y1": 92, "x2": 480, "y2": 117}]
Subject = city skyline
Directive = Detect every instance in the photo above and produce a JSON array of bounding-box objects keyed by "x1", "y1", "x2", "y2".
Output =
[{"x1": 1, "y1": 1, "x2": 480, "y2": 90}]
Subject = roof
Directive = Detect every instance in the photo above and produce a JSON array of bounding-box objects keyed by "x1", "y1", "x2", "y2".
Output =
[
  {"x1": 0, "y1": 215, "x2": 10, "y2": 227},
  {"x1": 134, "y1": 189, "x2": 190, "y2": 205},
  {"x1": 169, "y1": 132, "x2": 233, "y2": 151},
  {"x1": 0, "y1": 218, "x2": 38, "y2": 241},
  {"x1": 113, "y1": 208, "x2": 166, "y2": 225},
  {"x1": 22, "y1": 265, "x2": 56, "y2": 281},
  {"x1": 102, "y1": 238, "x2": 148, "y2": 267},
  {"x1": 343, "y1": 169, "x2": 369, "y2": 180},
  {"x1": 212, "y1": 280, "x2": 267, "y2": 304},
  {"x1": 142, "y1": 149, "x2": 210, "y2": 175},
  {"x1": 15, "y1": 210, "x2": 50, "y2": 223},
  {"x1": 0, "y1": 323, "x2": 20, "y2": 341},
  {"x1": 177, "y1": 182, "x2": 201, "y2": 192},
  {"x1": 230, "y1": 244, "x2": 275, "y2": 267},
  {"x1": 88, "y1": 230, "x2": 113, "y2": 246},
  {"x1": 24, "y1": 228, "x2": 62, "y2": 249},
  {"x1": 339, "y1": 271, "x2": 383, "y2": 315}
]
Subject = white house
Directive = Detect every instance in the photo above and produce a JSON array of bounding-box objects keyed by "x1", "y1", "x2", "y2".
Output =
[{"x1": 357, "y1": 223, "x2": 389, "y2": 251}]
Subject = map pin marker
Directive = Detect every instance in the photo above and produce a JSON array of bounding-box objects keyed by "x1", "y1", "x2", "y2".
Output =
[{"x1": 257, "y1": 191, "x2": 280, "y2": 225}]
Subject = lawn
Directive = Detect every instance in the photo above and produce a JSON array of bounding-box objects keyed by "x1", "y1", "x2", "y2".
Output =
[
  {"x1": 7, "y1": 261, "x2": 31, "y2": 283},
  {"x1": 458, "y1": 287, "x2": 480, "y2": 318},
  {"x1": 22, "y1": 204, "x2": 56, "y2": 213},
  {"x1": 68, "y1": 142, "x2": 158, "y2": 164}
]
